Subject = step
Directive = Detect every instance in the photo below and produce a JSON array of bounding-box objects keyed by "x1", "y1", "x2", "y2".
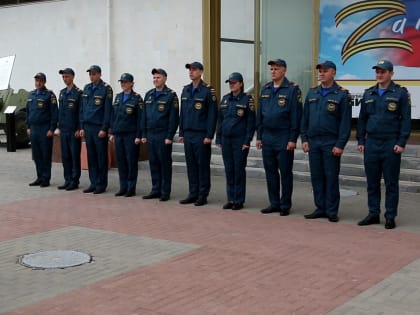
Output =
[{"x1": 172, "y1": 162, "x2": 420, "y2": 193}]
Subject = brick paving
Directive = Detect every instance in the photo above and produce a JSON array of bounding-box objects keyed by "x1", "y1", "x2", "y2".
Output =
[{"x1": 1, "y1": 147, "x2": 420, "y2": 314}]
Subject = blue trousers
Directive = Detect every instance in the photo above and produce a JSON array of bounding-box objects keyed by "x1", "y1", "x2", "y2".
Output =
[
  {"x1": 30, "y1": 123, "x2": 53, "y2": 183},
  {"x1": 183, "y1": 131, "x2": 211, "y2": 198},
  {"x1": 84, "y1": 124, "x2": 108, "y2": 191},
  {"x1": 147, "y1": 131, "x2": 173, "y2": 196},
  {"x1": 262, "y1": 143, "x2": 294, "y2": 209},
  {"x1": 114, "y1": 132, "x2": 139, "y2": 193},
  {"x1": 221, "y1": 136, "x2": 249, "y2": 204},
  {"x1": 364, "y1": 138, "x2": 401, "y2": 219},
  {"x1": 308, "y1": 137, "x2": 341, "y2": 216},
  {"x1": 60, "y1": 131, "x2": 81, "y2": 185}
]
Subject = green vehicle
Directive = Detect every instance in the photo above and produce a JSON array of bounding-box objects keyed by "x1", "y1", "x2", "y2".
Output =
[{"x1": 0, "y1": 88, "x2": 30, "y2": 148}]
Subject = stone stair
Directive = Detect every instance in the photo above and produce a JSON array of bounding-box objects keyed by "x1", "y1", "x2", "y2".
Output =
[{"x1": 172, "y1": 136, "x2": 420, "y2": 193}]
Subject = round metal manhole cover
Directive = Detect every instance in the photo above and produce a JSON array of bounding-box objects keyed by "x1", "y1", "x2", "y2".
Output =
[{"x1": 18, "y1": 250, "x2": 91, "y2": 269}]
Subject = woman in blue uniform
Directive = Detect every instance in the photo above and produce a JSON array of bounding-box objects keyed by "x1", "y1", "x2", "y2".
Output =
[
  {"x1": 109, "y1": 73, "x2": 143, "y2": 197},
  {"x1": 216, "y1": 72, "x2": 256, "y2": 210}
]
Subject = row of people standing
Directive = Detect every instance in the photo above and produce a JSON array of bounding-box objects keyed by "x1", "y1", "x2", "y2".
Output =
[
  {"x1": 25, "y1": 58, "x2": 411, "y2": 229},
  {"x1": 256, "y1": 58, "x2": 411, "y2": 230}
]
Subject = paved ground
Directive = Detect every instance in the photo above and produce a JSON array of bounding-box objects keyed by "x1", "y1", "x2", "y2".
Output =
[{"x1": 1, "y1": 144, "x2": 420, "y2": 315}]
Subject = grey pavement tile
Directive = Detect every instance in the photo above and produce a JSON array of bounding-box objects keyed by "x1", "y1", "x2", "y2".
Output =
[
  {"x1": 0, "y1": 226, "x2": 200, "y2": 314},
  {"x1": 327, "y1": 259, "x2": 420, "y2": 315}
]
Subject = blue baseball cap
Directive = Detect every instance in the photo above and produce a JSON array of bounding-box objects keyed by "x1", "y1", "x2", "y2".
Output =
[
  {"x1": 118, "y1": 73, "x2": 134, "y2": 82},
  {"x1": 59, "y1": 68, "x2": 75, "y2": 76},
  {"x1": 152, "y1": 68, "x2": 167, "y2": 76},
  {"x1": 86, "y1": 65, "x2": 101, "y2": 73},
  {"x1": 372, "y1": 60, "x2": 393, "y2": 71},
  {"x1": 268, "y1": 59, "x2": 287, "y2": 68},
  {"x1": 34, "y1": 72, "x2": 46, "y2": 81},
  {"x1": 316, "y1": 61, "x2": 336, "y2": 70},
  {"x1": 225, "y1": 72, "x2": 243, "y2": 83},
  {"x1": 185, "y1": 61, "x2": 204, "y2": 70}
]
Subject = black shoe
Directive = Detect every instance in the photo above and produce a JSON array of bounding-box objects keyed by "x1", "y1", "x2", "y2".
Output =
[
  {"x1": 125, "y1": 191, "x2": 136, "y2": 197},
  {"x1": 40, "y1": 181, "x2": 50, "y2": 188},
  {"x1": 358, "y1": 215, "x2": 380, "y2": 226},
  {"x1": 160, "y1": 195, "x2": 170, "y2": 201},
  {"x1": 83, "y1": 187, "x2": 95, "y2": 193},
  {"x1": 328, "y1": 215, "x2": 339, "y2": 222},
  {"x1": 232, "y1": 203, "x2": 243, "y2": 210},
  {"x1": 66, "y1": 183, "x2": 79, "y2": 191},
  {"x1": 279, "y1": 208, "x2": 290, "y2": 216},
  {"x1": 304, "y1": 211, "x2": 327, "y2": 219},
  {"x1": 222, "y1": 202, "x2": 234, "y2": 209},
  {"x1": 385, "y1": 218, "x2": 396, "y2": 229},
  {"x1": 115, "y1": 190, "x2": 127, "y2": 196},
  {"x1": 260, "y1": 207, "x2": 280, "y2": 214},
  {"x1": 179, "y1": 196, "x2": 198, "y2": 204},
  {"x1": 142, "y1": 192, "x2": 161, "y2": 199},
  {"x1": 29, "y1": 179, "x2": 42, "y2": 186},
  {"x1": 194, "y1": 197, "x2": 207, "y2": 206},
  {"x1": 58, "y1": 183, "x2": 69, "y2": 190},
  {"x1": 93, "y1": 189, "x2": 105, "y2": 194}
]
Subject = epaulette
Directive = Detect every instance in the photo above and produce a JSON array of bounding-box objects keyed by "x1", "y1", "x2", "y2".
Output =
[
  {"x1": 338, "y1": 86, "x2": 349, "y2": 93},
  {"x1": 263, "y1": 82, "x2": 271, "y2": 88},
  {"x1": 134, "y1": 92, "x2": 140, "y2": 97},
  {"x1": 223, "y1": 92, "x2": 230, "y2": 98},
  {"x1": 289, "y1": 81, "x2": 299, "y2": 87},
  {"x1": 48, "y1": 89, "x2": 54, "y2": 93}
]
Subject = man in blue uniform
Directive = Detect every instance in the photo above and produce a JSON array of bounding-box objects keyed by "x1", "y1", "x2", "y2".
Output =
[
  {"x1": 80, "y1": 65, "x2": 113, "y2": 194},
  {"x1": 301, "y1": 61, "x2": 352, "y2": 223},
  {"x1": 26, "y1": 72, "x2": 58, "y2": 187},
  {"x1": 256, "y1": 59, "x2": 302, "y2": 216},
  {"x1": 57, "y1": 68, "x2": 82, "y2": 191},
  {"x1": 179, "y1": 61, "x2": 218, "y2": 206},
  {"x1": 110, "y1": 73, "x2": 143, "y2": 197},
  {"x1": 357, "y1": 60, "x2": 411, "y2": 229},
  {"x1": 216, "y1": 72, "x2": 255, "y2": 210},
  {"x1": 141, "y1": 68, "x2": 179, "y2": 201}
]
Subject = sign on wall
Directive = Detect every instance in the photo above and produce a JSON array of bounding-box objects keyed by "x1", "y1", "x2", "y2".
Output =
[{"x1": 319, "y1": 0, "x2": 420, "y2": 118}]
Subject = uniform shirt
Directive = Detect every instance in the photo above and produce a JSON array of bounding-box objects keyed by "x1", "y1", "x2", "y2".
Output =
[
  {"x1": 110, "y1": 90, "x2": 143, "y2": 138},
  {"x1": 80, "y1": 79, "x2": 113, "y2": 131},
  {"x1": 142, "y1": 85, "x2": 179, "y2": 140},
  {"x1": 58, "y1": 85, "x2": 82, "y2": 133},
  {"x1": 357, "y1": 81, "x2": 411, "y2": 147},
  {"x1": 179, "y1": 80, "x2": 218, "y2": 139},
  {"x1": 301, "y1": 81, "x2": 352, "y2": 149},
  {"x1": 26, "y1": 87, "x2": 58, "y2": 131},
  {"x1": 256, "y1": 78, "x2": 302, "y2": 144},
  {"x1": 215, "y1": 91, "x2": 256, "y2": 146}
]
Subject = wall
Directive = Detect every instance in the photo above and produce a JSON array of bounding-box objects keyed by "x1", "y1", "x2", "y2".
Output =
[{"x1": 0, "y1": 0, "x2": 202, "y2": 97}]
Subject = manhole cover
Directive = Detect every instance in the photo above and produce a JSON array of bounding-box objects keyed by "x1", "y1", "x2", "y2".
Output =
[{"x1": 18, "y1": 250, "x2": 91, "y2": 269}]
